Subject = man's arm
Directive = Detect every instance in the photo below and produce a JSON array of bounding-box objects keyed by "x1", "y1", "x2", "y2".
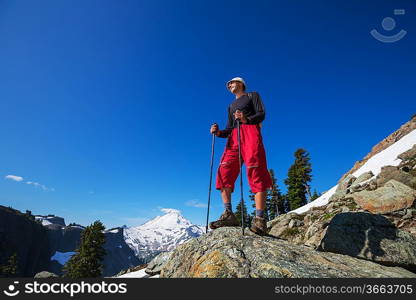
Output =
[
  {"x1": 246, "y1": 92, "x2": 266, "y2": 124},
  {"x1": 217, "y1": 106, "x2": 233, "y2": 138}
]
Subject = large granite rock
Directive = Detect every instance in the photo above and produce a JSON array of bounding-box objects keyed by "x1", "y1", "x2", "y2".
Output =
[
  {"x1": 376, "y1": 166, "x2": 416, "y2": 190},
  {"x1": 266, "y1": 143, "x2": 416, "y2": 274},
  {"x1": 145, "y1": 251, "x2": 172, "y2": 276},
  {"x1": 349, "y1": 171, "x2": 375, "y2": 192},
  {"x1": 319, "y1": 212, "x2": 416, "y2": 272},
  {"x1": 350, "y1": 180, "x2": 416, "y2": 214},
  {"x1": 34, "y1": 271, "x2": 59, "y2": 278},
  {"x1": 398, "y1": 144, "x2": 416, "y2": 164},
  {"x1": 158, "y1": 227, "x2": 415, "y2": 278},
  {"x1": 267, "y1": 196, "x2": 362, "y2": 248},
  {"x1": 336, "y1": 174, "x2": 356, "y2": 193}
]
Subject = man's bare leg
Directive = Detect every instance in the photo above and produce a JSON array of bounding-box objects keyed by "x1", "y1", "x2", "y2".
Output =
[
  {"x1": 221, "y1": 187, "x2": 232, "y2": 208},
  {"x1": 254, "y1": 191, "x2": 267, "y2": 211}
]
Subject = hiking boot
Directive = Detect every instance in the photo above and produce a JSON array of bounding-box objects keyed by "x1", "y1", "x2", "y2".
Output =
[
  {"x1": 209, "y1": 210, "x2": 239, "y2": 229},
  {"x1": 250, "y1": 216, "x2": 267, "y2": 236}
]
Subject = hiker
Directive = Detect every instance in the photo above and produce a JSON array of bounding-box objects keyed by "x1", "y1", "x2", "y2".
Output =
[{"x1": 209, "y1": 77, "x2": 273, "y2": 235}]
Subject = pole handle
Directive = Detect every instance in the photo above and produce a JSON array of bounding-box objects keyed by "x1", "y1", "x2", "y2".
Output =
[{"x1": 211, "y1": 122, "x2": 219, "y2": 135}]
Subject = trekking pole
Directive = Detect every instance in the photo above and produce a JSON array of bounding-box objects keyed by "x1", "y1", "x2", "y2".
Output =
[
  {"x1": 205, "y1": 123, "x2": 217, "y2": 234},
  {"x1": 236, "y1": 118, "x2": 245, "y2": 235}
]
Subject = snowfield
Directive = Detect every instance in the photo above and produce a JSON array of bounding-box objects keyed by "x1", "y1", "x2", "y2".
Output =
[{"x1": 116, "y1": 268, "x2": 159, "y2": 278}]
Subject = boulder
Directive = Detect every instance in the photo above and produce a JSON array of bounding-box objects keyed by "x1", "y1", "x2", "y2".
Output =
[
  {"x1": 354, "y1": 171, "x2": 375, "y2": 185},
  {"x1": 351, "y1": 180, "x2": 416, "y2": 214},
  {"x1": 336, "y1": 174, "x2": 356, "y2": 192},
  {"x1": 319, "y1": 212, "x2": 416, "y2": 272},
  {"x1": 159, "y1": 227, "x2": 415, "y2": 278},
  {"x1": 398, "y1": 144, "x2": 416, "y2": 161},
  {"x1": 349, "y1": 171, "x2": 375, "y2": 192},
  {"x1": 376, "y1": 166, "x2": 416, "y2": 190},
  {"x1": 34, "y1": 271, "x2": 59, "y2": 278},
  {"x1": 145, "y1": 251, "x2": 173, "y2": 276}
]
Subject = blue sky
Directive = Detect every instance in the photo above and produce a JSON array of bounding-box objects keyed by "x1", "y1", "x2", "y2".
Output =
[{"x1": 1, "y1": 0, "x2": 415, "y2": 228}]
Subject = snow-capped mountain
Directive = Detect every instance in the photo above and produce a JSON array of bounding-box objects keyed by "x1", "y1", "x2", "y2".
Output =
[
  {"x1": 291, "y1": 126, "x2": 416, "y2": 214},
  {"x1": 34, "y1": 215, "x2": 66, "y2": 227},
  {"x1": 123, "y1": 208, "x2": 205, "y2": 262}
]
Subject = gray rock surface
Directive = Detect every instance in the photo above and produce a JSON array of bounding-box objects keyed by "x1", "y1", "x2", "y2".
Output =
[
  {"x1": 319, "y1": 212, "x2": 416, "y2": 272},
  {"x1": 158, "y1": 227, "x2": 415, "y2": 278},
  {"x1": 145, "y1": 251, "x2": 173, "y2": 276},
  {"x1": 351, "y1": 180, "x2": 416, "y2": 214},
  {"x1": 376, "y1": 166, "x2": 416, "y2": 190},
  {"x1": 34, "y1": 271, "x2": 59, "y2": 278}
]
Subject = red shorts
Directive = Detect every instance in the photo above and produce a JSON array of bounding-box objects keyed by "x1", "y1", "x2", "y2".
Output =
[{"x1": 215, "y1": 124, "x2": 272, "y2": 193}]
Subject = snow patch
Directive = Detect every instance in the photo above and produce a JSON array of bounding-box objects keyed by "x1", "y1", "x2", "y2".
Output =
[
  {"x1": 116, "y1": 268, "x2": 159, "y2": 278},
  {"x1": 352, "y1": 129, "x2": 416, "y2": 178},
  {"x1": 291, "y1": 186, "x2": 338, "y2": 214}
]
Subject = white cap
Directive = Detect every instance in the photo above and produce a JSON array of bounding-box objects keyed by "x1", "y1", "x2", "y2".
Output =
[{"x1": 226, "y1": 77, "x2": 246, "y2": 90}]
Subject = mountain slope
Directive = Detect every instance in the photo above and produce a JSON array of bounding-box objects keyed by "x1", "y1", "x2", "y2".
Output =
[
  {"x1": 292, "y1": 127, "x2": 416, "y2": 214},
  {"x1": 123, "y1": 209, "x2": 205, "y2": 262}
]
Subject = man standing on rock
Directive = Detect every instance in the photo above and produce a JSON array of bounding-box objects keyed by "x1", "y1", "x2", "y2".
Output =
[{"x1": 209, "y1": 77, "x2": 273, "y2": 235}]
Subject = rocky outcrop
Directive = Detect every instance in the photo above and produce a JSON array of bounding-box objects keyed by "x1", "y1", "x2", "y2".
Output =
[
  {"x1": 34, "y1": 271, "x2": 59, "y2": 278},
  {"x1": 35, "y1": 215, "x2": 66, "y2": 226},
  {"x1": 319, "y1": 212, "x2": 416, "y2": 271},
  {"x1": 267, "y1": 197, "x2": 362, "y2": 248},
  {"x1": 350, "y1": 180, "x2": 416, "y2": 214},
  {"x1": 0, "y1": 205, "x2": 146, "y2": 277},
  {"x1": 376, "y1": 165, "x2": 416, "y2": 190},
  {"x1": 114, "y1": 264, "x2": 148, "y2": 277},
  {"x1": 266, "y1": 138, "x2": 416, "y2": 273},
  {"x1": 0, "y1": 206, "x2": 51, "y2": 277},
  {"x1": 339, "y1": 116, "x2": 416, "y2": 183},
  {"x1": 102, "y1": 227, "x2": 144, "y2": 276},
  {"x1": 155, "y1": 227, "x2": 415, "y2": 278},
  {"x1": 145, "y1": 251, "x2": 172, "y2": 276}
]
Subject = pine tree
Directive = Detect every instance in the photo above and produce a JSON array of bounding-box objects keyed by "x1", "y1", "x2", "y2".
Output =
[
  {"x1": 284, "y1": 148, "x2": 312, "y2": 211},
  {"x1": 282, "y1": 194, "x2": 290, "y2": 213},
  {"x1": 62, "y1": 220, "x2": 106, "y2": 278},
  {"x1": 0, "y1": 253, "x2": 18, "y2": 277},
  {"x1": 235, "y1": 200, "x2": 251, "y2": 227},
  {"x1": 310, "y1": 189, "x2": 321, "y2": 201},
  {"x1": 249, "y1": 189, "x2": 256, "y2": 219},
  {"x1": 267, "y1": 169, "x2": 285, "y2": 220}
]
